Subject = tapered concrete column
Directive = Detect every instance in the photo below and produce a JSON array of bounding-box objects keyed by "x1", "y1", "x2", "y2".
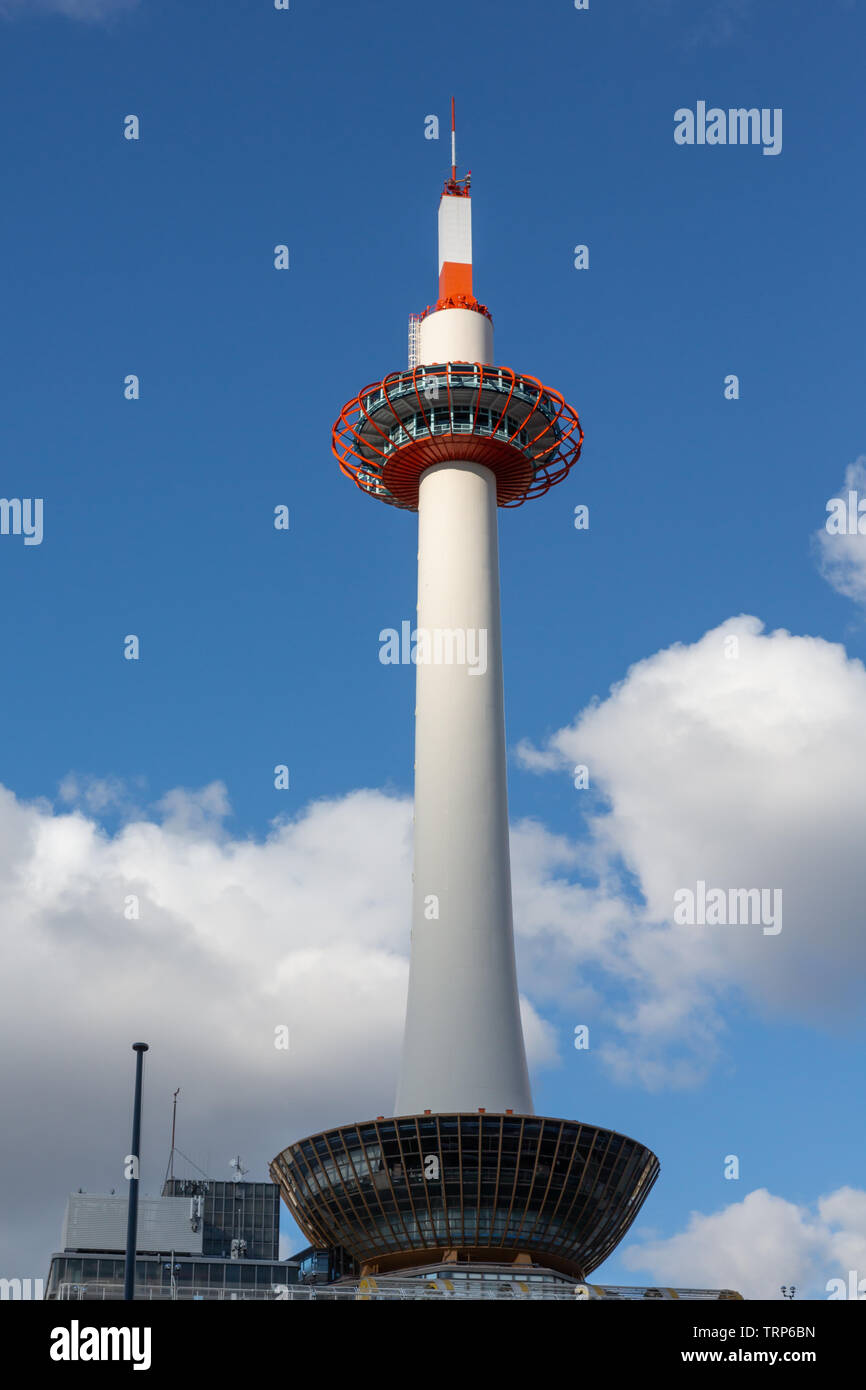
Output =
[{"x1": 395, "y1": 461, "x2": 533, "y2": 1116}]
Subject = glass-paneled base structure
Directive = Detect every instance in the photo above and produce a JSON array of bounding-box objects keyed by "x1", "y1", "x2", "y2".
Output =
[
  {"x1": 44, "y1": 1252, "x2": 295, "y2": 1301},
  {"x1": 270, "y1": 1113, "x2": 659, "y2": 1280}
]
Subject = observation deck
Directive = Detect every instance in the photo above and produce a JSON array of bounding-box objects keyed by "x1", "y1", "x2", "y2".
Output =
[{"x1": 332, "y1": 362, "x2": 583, "y2": 510}]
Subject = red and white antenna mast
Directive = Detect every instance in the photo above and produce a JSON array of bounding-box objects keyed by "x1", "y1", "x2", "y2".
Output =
[
  {"x1": 443, "y1": 95, "x2": 470, "y2": 196},
  {"x1": 450, "y1": 95, "x2": 456, "y2": 184}
]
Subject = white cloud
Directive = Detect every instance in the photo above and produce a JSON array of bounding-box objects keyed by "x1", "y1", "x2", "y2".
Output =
[
  {"x1": 0, "y1": 780, "x2": 557, "y2": 1272},
  {"x1": 58, "y1": 773, "x2": 142, "y2": 815},
  {"x1": 516, "y1": 615, "x2": 866, "y2": 1083},
  {"x1": 622, "y1": 1187, "x2": 866, "y2": 1299},
  {"x1": 5, "y1": 613, "x2": 866, "y2": 1269},
  {"x1": 814, "y1": 457, "x2": 866, "y2": 605}
]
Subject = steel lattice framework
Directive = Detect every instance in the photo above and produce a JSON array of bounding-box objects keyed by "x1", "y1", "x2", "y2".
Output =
[
  {"x1": 270, "y1": 1113, "x2": 659, "y2": 1280},
  {"x1": 332, "y1": 362, "x2": 583, "y2": 510}
]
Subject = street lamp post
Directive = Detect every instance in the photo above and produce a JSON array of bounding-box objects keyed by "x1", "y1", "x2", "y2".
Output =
[{"x1": 123, "y1": 1042, "x2": 149, "y2": 1301}]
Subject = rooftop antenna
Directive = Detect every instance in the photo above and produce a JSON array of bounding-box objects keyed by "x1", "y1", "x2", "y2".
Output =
[
  {"x1": 162, "y1": 1087, "x2": 182, "y2": 1189},
  {"x1": 229, "y1": 1155, "x2": 248, "y2": 1183},
  {"x1": 169, "y1": 1088, "x2": 180, "y2": 1181}
]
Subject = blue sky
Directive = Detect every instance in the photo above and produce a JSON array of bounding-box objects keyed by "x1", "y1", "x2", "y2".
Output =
[{"x1": 1, "y1": 0, "x2": 865, "y2": 1298}]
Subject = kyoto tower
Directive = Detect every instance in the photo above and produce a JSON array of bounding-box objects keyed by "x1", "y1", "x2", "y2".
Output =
[{"x1": 271, "y1": 104, "x2": 659, "y2": 1281}]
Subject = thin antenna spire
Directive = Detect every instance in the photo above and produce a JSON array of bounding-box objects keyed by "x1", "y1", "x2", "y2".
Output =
[
  {"x1": 162, "y1": 1086, "x2": 181, "y2": 1188},
  {"x1": 229, "y1": 1154, "x2": 249, "y2": 1183},
  {"x1": 451, "y1": 96, "x2": 456, "y2": 182},
  {"x1": 169, "y1": 1087, "x2": 180, "y2": 1180}
]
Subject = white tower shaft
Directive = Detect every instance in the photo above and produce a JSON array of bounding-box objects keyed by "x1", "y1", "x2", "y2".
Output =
[{"x1": 395, "y1": 454, "x2": 533, "y2": 1115}]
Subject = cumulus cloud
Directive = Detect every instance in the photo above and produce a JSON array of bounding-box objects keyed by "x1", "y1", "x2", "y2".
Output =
[
  {"x1": 0, "y1": 780, "x2": 555, "y2": 1274},
  {"x1": 0, "y1": 781, "x2": 414, "y2": 1117},
  {"x1": 0, "y1": 0, "x2": 139, "y2": 20},
  {"x1": 814, "y1": 457, "x2": 866, "y2": 605},
  {"x1": 622, "y1": 1187, "x2": 866, "y2": 1299},
  {"x1": 5, "y1": 613, "x2": 866, "y2": 1271},
  {"x1": 516, "y1": 615, "x2": 866, "y2": 1084}
]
